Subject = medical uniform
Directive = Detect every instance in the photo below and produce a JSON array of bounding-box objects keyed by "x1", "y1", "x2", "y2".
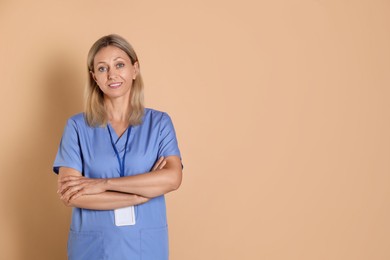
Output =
[{"x1": 53, "y1": 108, "x2": 181, "y2": 260}]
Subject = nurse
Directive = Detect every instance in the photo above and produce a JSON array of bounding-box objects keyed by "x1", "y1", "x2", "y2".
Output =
[{"x1": 53, "y1": 34, "x2": 183, "y2": 260}]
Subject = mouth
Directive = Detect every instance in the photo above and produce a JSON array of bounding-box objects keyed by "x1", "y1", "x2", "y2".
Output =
[{"x1": 108, "y1": 82, "x2": 122, "y2": 89}]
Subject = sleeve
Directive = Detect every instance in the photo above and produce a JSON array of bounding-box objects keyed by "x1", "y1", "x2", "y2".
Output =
[
  {"x1": 53, "y1": 118, "x2": 83, "y2": 174},
  {"x1": 158, "y1": 113, "x2": 182, "y2": 160}
]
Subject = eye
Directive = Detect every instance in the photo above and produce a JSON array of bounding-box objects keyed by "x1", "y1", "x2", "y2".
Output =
[
  {"x1": 116, "y1": 63, "x2": 125, "y2": 68},
  {"x1": 97, "y1": 66, "x2": 107, "y2": 72}
]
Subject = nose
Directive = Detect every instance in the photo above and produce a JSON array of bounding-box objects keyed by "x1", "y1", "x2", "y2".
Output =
[{"x1": 107, "y1": 68, "x2": 117, "y2": 79}]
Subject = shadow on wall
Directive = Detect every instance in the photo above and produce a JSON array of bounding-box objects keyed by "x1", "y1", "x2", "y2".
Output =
[{"x1": 5, "y1": 50, "x2": 84, "y2": 260}]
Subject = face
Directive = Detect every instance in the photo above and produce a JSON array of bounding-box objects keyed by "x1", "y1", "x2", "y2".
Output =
[{"x1": 91, "y1": 45, "x2": 139, "y2": 100}]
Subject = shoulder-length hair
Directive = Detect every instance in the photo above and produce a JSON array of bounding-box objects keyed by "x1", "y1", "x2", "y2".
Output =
[{"x1": 85, "y1": 34, "x2": 144, "y2": 127}]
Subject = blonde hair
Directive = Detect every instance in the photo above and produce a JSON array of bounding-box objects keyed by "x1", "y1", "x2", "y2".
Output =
[{"x1": 85, "y1": 34, "x2": 144, "y2": 127}]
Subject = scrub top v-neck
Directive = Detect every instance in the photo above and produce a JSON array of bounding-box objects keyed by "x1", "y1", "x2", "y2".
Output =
[{"x1": 53, "y1": 108, "x2": 182, "y2": 260}]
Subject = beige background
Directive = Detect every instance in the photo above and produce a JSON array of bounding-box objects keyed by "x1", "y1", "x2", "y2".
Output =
[{"x1": 1, "y1": 0, "x2": 389, "y2": 259}]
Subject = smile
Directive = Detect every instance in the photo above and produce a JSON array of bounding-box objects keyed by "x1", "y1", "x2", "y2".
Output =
[{"x1": 108, "y1": 82, "x2": 122, "y2": 89}]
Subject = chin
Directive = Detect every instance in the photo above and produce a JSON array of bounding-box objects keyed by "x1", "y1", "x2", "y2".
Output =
[{"x1": 104, "y1": 91, "x2": 131, "y2": 100}]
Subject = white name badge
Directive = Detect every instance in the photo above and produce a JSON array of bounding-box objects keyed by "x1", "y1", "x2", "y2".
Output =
[{"x1": 114, "y1": 206, "x2": 136, "y2": 226}]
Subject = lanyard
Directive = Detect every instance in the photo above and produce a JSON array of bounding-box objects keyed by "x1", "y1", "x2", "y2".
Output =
[{"x1": 107, "y1": 125, "x2": 132, "y2": 177}]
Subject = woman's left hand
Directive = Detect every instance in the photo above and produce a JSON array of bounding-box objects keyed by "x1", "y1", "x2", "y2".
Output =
[{"x1": 58, "y1": 176, "x2": 107, "y2": 202}]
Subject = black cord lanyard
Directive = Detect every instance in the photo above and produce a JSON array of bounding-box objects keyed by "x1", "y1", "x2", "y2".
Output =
[{"x1": 107, "y1": 125, "x2": 132, "y2": 177}]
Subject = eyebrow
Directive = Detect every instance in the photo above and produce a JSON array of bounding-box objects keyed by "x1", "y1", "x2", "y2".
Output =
[{"x1": 95, "y1": 56, "x2": 127, "y2": 65}]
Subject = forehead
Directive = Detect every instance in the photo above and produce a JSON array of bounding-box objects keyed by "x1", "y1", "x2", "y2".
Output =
[{"x1": 94, "y1": 45, "x2": 130, "y2": 64}]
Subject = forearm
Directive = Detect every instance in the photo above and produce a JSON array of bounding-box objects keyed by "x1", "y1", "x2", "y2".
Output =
[
  {"x1": 104, "y1": 156, "x2": 182, "y2": 198},
  {"x1": 106, "y1": 168, "x2": 181, "y2": 198},
  {"x1": 58, "y1": 156, "x2": 182, "y2": 202},
  {"x1": 64, "y1": 191, "x2": 149, "y2": 210}
]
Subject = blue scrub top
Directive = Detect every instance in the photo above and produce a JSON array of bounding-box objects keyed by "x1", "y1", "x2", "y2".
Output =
[{"x1": 53, "y1": 108, "x2": 182, "y2": 260}]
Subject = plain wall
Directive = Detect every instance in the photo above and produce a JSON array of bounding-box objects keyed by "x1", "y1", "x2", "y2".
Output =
[{"x1": 1, "y1": 0, "x2": 389, "y2": 259}]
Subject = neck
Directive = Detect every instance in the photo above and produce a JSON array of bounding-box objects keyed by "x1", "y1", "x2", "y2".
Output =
[{"x1": 104, "y1": 97, "x2": 131, "y2": 123}]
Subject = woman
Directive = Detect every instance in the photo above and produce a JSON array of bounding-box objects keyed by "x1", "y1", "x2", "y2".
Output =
[{"x1": 53, "y1": 34, "x2": 183, "y2": 260}]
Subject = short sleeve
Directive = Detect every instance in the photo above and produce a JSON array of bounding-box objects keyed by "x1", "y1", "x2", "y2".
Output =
[
  {"x1": 158, "y1": 113, "x2": 182, "y2": 160},
  {"x1": 53, "y1": 118, "x2": 83, "y2": 174}
]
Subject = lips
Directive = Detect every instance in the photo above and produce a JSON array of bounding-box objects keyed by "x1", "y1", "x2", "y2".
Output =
[{"x1": 108, "y1": 82, "x2": 122, "y2": 89}]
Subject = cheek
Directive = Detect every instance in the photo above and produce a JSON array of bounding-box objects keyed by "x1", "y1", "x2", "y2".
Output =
[
  {"x1": 122, "y1": 69, "x2": 134, "y2": 80},
  {"x1": 94, "y1": 75, "x2": 106, "y2": 86}
]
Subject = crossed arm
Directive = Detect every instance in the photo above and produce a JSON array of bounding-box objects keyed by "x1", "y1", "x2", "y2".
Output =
[{"x1": 57, "y1": 156, "x2": 182, "y2": 210}]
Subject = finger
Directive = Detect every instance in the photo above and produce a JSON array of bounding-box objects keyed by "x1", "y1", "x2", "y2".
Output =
[
  {"x1": 59, "y1": 186, "x2": 74, "y2": 196},
  {"x1": 58, "y1": 181, "x2": 73, "y2": 194},
  {"x1": 154, "y1": 156, "x2": 164, "y2": 170},
  {"x1": 61, "y1": 185, "x2": 83, "y2": 201},
  {"x1": 152, "y1": 157, "x2": 165, "y2": 171},
  {"x1": 60, "y1": 187, "x2": 74, "y2": 201},
  {"x1": 58, "y1": 180, "x2": 83, "y2": 194},
  {"x1": 158, "y1": 160, "x2": 167, "y2": 170},
  {"x1": 59, "y1": 176, "x2": 82, "y2": 183},
  {"x1": 58, "y1": 186, "x2": 70, "y2": 196},
  {"x1": 59, "y1": 177, "x2": 83, "y2": 186},
  {"x1": 64, "y1": 188, "x2": 80, "y2": 203},
  {"x1": 69, "y1": 189, "x2": 84, "y2": 201},
  {"x1": 60, "y1": 190, "x2": 72, "y2": 203}
]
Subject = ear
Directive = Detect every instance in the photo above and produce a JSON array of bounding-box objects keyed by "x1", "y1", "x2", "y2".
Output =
[
  {"x1": 90, "y1": 70, "x2": 97, "y2": 82},
  {"x1": 133, "y1": 61, "x2": 140, "y2": 80}
]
